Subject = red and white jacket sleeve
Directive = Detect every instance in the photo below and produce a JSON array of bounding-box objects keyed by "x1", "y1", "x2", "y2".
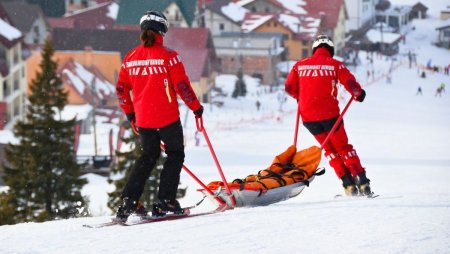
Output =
[
  {"x1": 116, "y1": 63, "x2": 134, "y2": 114},
  {"x1": 167, "y1": 51, "x2": 201, "y2": 111},
  {"x1": 337, "y1": 63, "x2": 363, "y2": 98}
]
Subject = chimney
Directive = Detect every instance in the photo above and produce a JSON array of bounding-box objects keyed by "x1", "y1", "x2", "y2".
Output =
[{"x1": 84, "y1": 46, "x2": 93, "y2": 67}]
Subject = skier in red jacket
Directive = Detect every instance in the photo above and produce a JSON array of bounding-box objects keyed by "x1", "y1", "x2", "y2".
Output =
[
  {"x1": 115, "y1": 10, "x2": 204, "y2": 221},
  {"x1": 285, "y1": 35, "x2": 372, "y2": 196}
]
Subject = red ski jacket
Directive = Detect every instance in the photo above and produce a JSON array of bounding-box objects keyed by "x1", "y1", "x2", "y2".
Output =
[
  {"x1": 285, "y1": 48, "x2": 363, "y2": 122},
  {"x1": 116, "y1": 34, "x2": 201, "y2": 128}
]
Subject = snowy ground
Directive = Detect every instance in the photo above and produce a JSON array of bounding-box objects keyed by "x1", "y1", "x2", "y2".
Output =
[{"x1": 1, "y1": 7, "x2": 450, "y2": 254}]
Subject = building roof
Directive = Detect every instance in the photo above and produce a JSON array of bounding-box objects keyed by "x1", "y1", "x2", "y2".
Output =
[
  {"x1": 241, "y1": 12, "x2": 320, "y2": 39},
  {"x1": 302, "y1": 0, "x2": 346, "y2": 30},
  {"x1": 0, "y1": 0, "x2": 44, "y2": 32},
  {"x1": 412, "y1": 2, "x2": 428, "y2": 12},
  {"x1": 64, "y1": 1, "x2": 118, "y2": 29},
  {"x1": 208, "y1": 0, "x2": 249, "y2": 24},
  {"x1": 59, "y1": 59, "x2": 115, "y2": 105},
  {"x1": 47, "y1": 17, "x2": 75, "y2": 29},
  {"x1": 52, "y1": 27, "x2": 215, "y2": 81},
  {"x1": 52, "y1": 27, "x2": 139, "y2": 59},
  {"x1": 0, "y1": 18, "x2": 22, "y2": 49},
  {"x1": 116, "y1": 0, "x2": 197, "y2": 26}
]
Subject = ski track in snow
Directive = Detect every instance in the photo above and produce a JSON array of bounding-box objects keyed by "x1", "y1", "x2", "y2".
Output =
[{"x1": 1, "y1": 5, "x2": 450, "y2": 254}]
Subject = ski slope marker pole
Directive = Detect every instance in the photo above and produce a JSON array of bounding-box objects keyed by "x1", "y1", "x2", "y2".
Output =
[
  {"x1": 196, "y1": 116, "x2": 237, "y2": 207},
  {"x1": 159, "y1": 143, "x2": 227, "y2": 207},
  {"x1": 320, "y1": 97, "x2": 354, "y2": 150},
  {"x1": 293, "y1": 103, "x2": 301, "y2": 148}
]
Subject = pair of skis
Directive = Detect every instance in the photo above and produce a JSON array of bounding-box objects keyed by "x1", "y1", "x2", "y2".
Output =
[{"x1": 83, "y1": 204, "x2": 229, "y2": 228}]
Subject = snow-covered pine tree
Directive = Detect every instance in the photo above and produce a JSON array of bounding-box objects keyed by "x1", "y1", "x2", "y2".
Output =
[
  {"x1": 232, "y1": 69, "x2": 247, "y2": 98},
  {"x1": 107, "y1": 121, "x2": 186, "y2": 213},
  {"x1": 0, "y1": 39, "x2": 87, "y2": 225}
]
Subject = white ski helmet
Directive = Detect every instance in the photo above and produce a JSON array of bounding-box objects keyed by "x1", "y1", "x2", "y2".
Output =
[
  {"x1": 312, "y1": 34, "x2": 335, "y2": 56},
  {"x1": 140, "y1": 10, "x2": 169, "y2": 36}
]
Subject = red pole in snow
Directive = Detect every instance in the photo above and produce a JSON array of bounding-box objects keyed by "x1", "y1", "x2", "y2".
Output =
[
  {"x1": 293, "y1": 103, "x2": 301, "y2": 148},
  {"x1": 159, "y1": 143, "x2": 227, "y2": 207},
  {"x1": 320, "y1": 98, "x2": 354, "y2": 150},
  {"x1": 196, "y1": 116, "x2": 237, "y2": 207}
]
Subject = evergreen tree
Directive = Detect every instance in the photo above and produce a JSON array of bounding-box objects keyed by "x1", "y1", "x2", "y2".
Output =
[
  {"x1": 232, "y1": 69, "x2": 247, "y2": 98},
  {"x1": 108, "y1": 122, "x2": 186, "y2": 213},
  {"x1": 0, "y1": 39, "x2": 87, "y2": 225}
]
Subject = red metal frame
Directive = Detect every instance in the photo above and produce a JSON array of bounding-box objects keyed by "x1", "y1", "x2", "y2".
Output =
[
  {"x1": 159, "y1": 143, "x2": 227, "y2": 207},
  {"x1": 320, "y1": 98, "x2": 354, "y2": 150},
  {"x1": 293, "y1": 103, "x2": 301, "y2": 148},
  {"x1": 196, "y1": 116, "x2": 237, "y2": 207}
]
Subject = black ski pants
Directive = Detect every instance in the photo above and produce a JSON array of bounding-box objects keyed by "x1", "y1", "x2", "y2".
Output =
[{"x1": 121, "y1": 120, "x2": 185, "y2": 202}]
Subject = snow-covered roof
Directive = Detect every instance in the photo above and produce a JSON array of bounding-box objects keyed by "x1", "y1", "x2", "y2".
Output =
[
  {"x1": 61, "y1": 61, "x2": 115, "y2": 101},
  {"x1": 221, "y1": 2, "x2": 249, "y2": 23},
  {"x1": 106, "y1": 2, "x2": 119, "y2": 20},
  {"x1": 241, "y1": 13, "x2": 273, "y2": 32},
  {"x1": 59, "y1": 104, "x2": 93, "y2": 121},
  {"x1": 366, "y1": 29, "x2": 402, "y2": 44},
  {"x1": 275, "y1": 0, "x2": 307, "y2": 14},
  {"x1": 0, "y1": 18, "x2": 22, "y2": 41},
  {"x1": 241, "y1": 12, "x2": 320, "y2": 38}
]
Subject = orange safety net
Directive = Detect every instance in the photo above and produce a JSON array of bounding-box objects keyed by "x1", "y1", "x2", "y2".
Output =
[{"x1": 206, "y1": 145, "x2": 321, "y2": 192}]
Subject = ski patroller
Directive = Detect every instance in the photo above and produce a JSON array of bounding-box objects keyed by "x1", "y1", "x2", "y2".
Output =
[{"x1": 85, "y1": 115, "x2": 326, "y2": 229}]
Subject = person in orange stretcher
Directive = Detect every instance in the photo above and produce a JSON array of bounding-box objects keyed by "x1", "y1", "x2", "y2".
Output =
[
  {"x1": 285, "y1": 35, "x2": 372, "y2": 196},
  {"x1": 115, "y1": 10, "x2": 204, "y2": 221}
]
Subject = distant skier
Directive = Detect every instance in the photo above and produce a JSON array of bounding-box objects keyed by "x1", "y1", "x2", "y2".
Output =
[
  {"x1": 115, "y1": 10, "x2": 204, "y2": 222},
  {"x1": 416, "y1": 86, "x2": 423, "y2": 95},
  {"x1": 285, "y1": 35, "x2": 372, "y2": 196}
]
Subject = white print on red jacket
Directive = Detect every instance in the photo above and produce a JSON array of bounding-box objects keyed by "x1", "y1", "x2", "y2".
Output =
[{"x1": 285, "y1": 48, "x2": 363, "y2": 122}]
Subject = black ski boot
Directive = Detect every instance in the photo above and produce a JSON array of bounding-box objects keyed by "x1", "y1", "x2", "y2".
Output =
[
  {"x1": 341, "y1": 174, "x2": 359, "y2": 196},
  {"x1": 355, "y1": 172, "x2": 372, "y2": 196},
  {"x1": 115, "y1": 198, "x2": 148, "y2": 222},
  {"x1": 152, "y1": 199, "x2": 184, "y2": 217}
]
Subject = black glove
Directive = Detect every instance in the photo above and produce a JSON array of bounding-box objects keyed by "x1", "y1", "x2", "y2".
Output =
[
  {"x1": 126, "y1": 113, "x2": 135, "y2": 123},
  {"x1": 355, "y1": 89, "x2": 366, "y2": 102},
  {"x1": 194, "y1": 105, "x2": 204, "y2": 118}
]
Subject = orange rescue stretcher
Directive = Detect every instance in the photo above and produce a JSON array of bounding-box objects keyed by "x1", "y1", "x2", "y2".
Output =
[{"x1": 199, "y1": 145, "x2": 324, "y2": 207}]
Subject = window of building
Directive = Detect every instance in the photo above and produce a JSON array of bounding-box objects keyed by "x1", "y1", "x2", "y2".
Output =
[
  {"x1": 251, "y1": 6, "x2": 256, "y2": 12},
  {"x1": 219, "y1": 23, "x2": 224, "y2": 30},
  {"x1": 13, "y1": 97, "x2": 20, "y2": 116},
  {"x1": 302, "y1": 49, "x2": 309, "y2": 58},
  {"x1": 12, "y1": 47, "x2": 19, "y2": 65},
  {"x1": 13, "y1": 71, "x2": 20, "y2": 91},
  {"x1": 3, "y1": 80, "x2": 10, "y2": 98}
]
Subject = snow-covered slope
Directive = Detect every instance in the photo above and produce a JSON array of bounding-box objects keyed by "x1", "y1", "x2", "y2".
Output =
[{"x1": 1, "y1": 5, "x2": 450, "y2": 254}]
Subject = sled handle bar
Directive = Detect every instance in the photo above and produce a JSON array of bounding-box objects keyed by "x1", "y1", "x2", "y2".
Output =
[
  {"x1": 320, "y1": 97, "x2": 354, "y2": 150},
  {"x1": 160, "y1": 143, "x2": 227, "y2": 206},
  {"x1": 195, "y1": 116, "x2": 237, "y2": 207},
  {"x1": 293, "y1": 103, "x2": 301, "y2": 148}
]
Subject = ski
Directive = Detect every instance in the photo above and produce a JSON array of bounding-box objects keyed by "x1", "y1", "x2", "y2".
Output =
[
  {"x1": 334, "y1": 193, "x2": 380, "y2": 199},
  {"x1": 82, "y1": 220, "x2": 125, "y2": 228},
  {"x1": 333, "y1": 194, "x2": 404, "y2": 200},
  {"x1": 124, "y1": 208, "x2": 221, "y2": 226}
]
